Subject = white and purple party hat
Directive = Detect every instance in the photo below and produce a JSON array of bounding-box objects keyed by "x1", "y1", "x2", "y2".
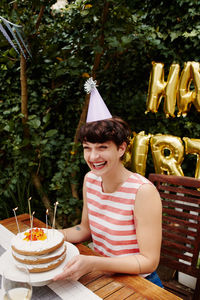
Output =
[{"x1": 84, "y1": 77, "x2": 112, "y2": 123}]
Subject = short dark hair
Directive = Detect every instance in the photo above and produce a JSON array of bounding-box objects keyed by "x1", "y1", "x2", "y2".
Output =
[{"x1": 78, "y1": 117, "x2": 131, "y2": 147}]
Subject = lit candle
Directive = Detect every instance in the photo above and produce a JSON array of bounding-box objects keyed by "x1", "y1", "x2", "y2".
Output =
[
  {"x1": 30, "y1": 211, "x2": 35, "y2": 241},
  {"x1": 52, "y1": 201, "x2": 59, "y2": 229},
  {"x1": 46, "y1": 209, "x2": 48, "y2": 238},
  {"x1": 28, "y1": 197, "x2": 32, "y2": 227},
  {"x1": 13, "y1": 207, "x2": 20, "y2": 233}
]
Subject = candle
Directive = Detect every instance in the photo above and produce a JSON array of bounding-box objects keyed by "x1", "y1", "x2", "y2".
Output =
[
  {"x1": 52, "y1": 201, "x2": 59, "y2": 229},
  {"x1": 46, "y1": 209, "x2": 48, "y2": 238},
  {"x1": 30, "y1": 211, "x2": 35, "y2": 241},
  {"x1": 13, "y1": 207, "x2": 20, "y2": 233},
  {"x1": 28, "y1": 197, "x2": 32, "y2": 227}
]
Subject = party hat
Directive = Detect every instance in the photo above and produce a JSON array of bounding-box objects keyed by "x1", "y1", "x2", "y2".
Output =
[{"x1": 84, "y1": 78, "x2": 112, "y2": 123}]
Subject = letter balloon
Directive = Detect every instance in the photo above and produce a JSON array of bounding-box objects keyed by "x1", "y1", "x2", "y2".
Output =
[
  {"x1": 150, "y1": 134, "x2": 184, "y2": 176},
  {"x1": 130, "y1": 131, "x2": 151, "y2": 176},
  {"x1": 178, "y1": 61, "x2": 200, "y2": 117},
  {"x1": 183, "y1": 137, "x2": 200, "y2": 179}
]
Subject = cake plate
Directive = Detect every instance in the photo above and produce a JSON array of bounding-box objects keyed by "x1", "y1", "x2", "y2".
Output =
[{"x1": 0, "y1": 242, "x2": 79, "y2": 286}]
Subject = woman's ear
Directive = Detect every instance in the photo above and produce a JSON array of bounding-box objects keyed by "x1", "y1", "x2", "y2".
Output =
[{"x1": 118, "y1": 142, "x2": 127, "y2": 158}]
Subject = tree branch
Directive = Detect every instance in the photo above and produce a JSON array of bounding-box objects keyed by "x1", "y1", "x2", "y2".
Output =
[{"x1": 36, "y1": 5, "x2": 45, "y2": 30}]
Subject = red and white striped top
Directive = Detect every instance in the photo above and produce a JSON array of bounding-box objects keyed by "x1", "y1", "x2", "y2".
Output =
[{"x1": 86, "y1": 171, "x2": 150, "y2": 257}]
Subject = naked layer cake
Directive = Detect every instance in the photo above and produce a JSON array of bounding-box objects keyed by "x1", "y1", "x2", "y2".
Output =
[{"x1": 11, "y1": 228, "x2": 66, "y2": 273}]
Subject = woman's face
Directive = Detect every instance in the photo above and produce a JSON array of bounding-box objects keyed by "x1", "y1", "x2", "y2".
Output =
[{"x1": 83, "y1": 140, "x2": 126, "y2": 176}]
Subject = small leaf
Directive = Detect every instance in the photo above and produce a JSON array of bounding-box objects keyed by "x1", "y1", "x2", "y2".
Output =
[
  {"x1": 28, "y1": 118, "x2": 41, "y2": 129},
  {"x1": 45, "y1": 129, "x2": 58, "y2": 137}
]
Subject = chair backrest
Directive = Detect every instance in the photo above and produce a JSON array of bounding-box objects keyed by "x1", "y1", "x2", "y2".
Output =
[{"x1": 148, "y1": 173, "x2": 200, "y2": 280}]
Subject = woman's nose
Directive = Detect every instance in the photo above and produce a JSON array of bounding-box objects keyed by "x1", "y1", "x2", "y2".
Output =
[{"x1": 89, "y1": 149, "x2": 99, "y2": 160}]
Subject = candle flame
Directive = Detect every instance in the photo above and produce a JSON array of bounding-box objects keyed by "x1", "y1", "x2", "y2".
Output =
[
  {"x1": 46, "y1": 209, "x2": 49, "y2": 215},
  {"x1": 13, "y1": 207, "x2": 18, "y2": 211},
  {"x1": 28, "y1": 196, "x2": 32, "y2": 201}
]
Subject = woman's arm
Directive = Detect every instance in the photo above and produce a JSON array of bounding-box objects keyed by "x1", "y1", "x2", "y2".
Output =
[
  {"x1": 59, "y1": 175, "x2": 91, "y2": 243},
  {"x1": 54, "y1": 182, "x2": 162, "y2": 281},
  {"x1": 133, "y1": 182, "x2": 162, "y2": 273}
]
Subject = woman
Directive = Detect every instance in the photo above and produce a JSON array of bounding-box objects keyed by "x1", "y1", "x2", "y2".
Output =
[{"x1": 54, "y1": 116, "x2": 163, "y2": 287}]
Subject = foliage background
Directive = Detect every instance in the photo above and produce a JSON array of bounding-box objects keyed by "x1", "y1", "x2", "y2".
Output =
[{"x1": 0, "y1": 0, "x2": 200, "y2": 226}]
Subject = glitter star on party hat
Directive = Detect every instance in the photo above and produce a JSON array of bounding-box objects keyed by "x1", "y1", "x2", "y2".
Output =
[{"x1": 84, "y1": 77, "x2": 112, "y2": 123}]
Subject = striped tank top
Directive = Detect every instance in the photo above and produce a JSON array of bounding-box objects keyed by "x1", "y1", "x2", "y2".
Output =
[{"x1": 86, "y1": 171, "x2": 150, "y2": 257}]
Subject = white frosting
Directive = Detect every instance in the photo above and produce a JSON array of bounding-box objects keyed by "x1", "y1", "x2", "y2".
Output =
[
  {"x1": 11, "y1": 228, "x2": 64, "y2": 253},
  {"x1": 12, "y1": 244, "x2": 66, "y2": 261},
  {"x1": 16, "y1": 253, "x2": 66, "y2": 270}
]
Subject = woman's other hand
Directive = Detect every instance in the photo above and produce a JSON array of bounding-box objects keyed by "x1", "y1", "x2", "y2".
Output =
[{"x1": 53, "y1": 254, "x2": 94, "y2": 281}]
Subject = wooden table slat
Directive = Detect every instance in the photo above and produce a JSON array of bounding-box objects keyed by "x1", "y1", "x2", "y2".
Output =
[
  {"x1": 79, "y1": 271, "x2": 105, "y2": 286},
  {"x1": 94, "y1": 280, "x2": 123, "y2": 298},
  {"x1": 86, "y1": 275, "x2": 114, "y2": 291},
  {"x1": 104, "y1": 286, "x2": 136, "y2": 300},
  {"x1": 125, "y1": 293, "x2": 147, "y2": 300}
]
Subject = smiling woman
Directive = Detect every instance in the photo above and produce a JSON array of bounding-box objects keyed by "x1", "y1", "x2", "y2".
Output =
[{"x1": 53, "y1": 79, "x2": 163, "y2": 286}]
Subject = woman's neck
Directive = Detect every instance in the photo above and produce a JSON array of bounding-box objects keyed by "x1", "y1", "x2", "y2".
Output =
[{"x1": 101, "y1": 165, "x2": 131, "y2": 193}]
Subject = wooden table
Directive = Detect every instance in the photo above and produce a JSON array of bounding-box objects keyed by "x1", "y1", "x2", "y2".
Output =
[{"x1": 0, "y1": 214, "x2": 182, "y2": 300}]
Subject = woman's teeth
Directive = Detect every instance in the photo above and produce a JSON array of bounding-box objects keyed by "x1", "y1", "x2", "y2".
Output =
[{"x1": 93, "y1": 162, "x2": 106, "y2": 168}]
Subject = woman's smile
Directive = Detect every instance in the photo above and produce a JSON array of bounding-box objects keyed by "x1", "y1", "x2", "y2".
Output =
[{"x1": 91, "y1": 161, "x2": 107, "y2": 170}]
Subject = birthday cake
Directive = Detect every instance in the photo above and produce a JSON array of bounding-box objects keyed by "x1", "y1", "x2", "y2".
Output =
[{"x1": 11, "y1": 228, "x2": 66, "y2": 273}]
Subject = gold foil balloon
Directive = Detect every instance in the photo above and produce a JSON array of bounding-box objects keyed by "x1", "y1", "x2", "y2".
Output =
[
  {"x1": 146, "y1": 62, "x2": 166, "y2": 113},
  {"x1": 183, "y1": 137, "x2": 200, "y2": 179},
  {"x1": 131, "y1": 131, "x2": 151, "y2": 176},
  {"x1": 146, "y1": 62, "x2": 180, "y2": 117},
  {"x1": 123, "y1": 136, "x2": 134, "y2": 169},
  {"x1": 192, "y1": 62, "x2": 200, "y2": 113},
  {"x1": 178, "y1": 61, "x2": 200, "y2": 117},
  {"x1": 150, "y1": 134, "x2": 184, "y2": 175},
  {"x1": 165, "y1": 64, "x2": 180, "y2": 117}
]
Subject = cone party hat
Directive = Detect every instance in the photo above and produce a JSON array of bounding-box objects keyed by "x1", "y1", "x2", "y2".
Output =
[{"x1": 84, "y1": 78, "x2": 112, "y2": 123}]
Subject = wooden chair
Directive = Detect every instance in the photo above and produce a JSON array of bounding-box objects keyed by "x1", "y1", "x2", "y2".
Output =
[{"x1": 148, "y1": 173, "x2": 200, "y2": 300}]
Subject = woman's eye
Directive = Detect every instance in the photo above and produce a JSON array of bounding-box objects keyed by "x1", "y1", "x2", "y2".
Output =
[{"x1": 99, "y1": 146, "x2": 107, "y2": 149}]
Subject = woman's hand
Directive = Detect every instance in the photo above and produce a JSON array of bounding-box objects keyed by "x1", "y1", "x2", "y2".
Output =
[{"x1": 53, "y1": 254, "x2": 94, "y2": 281}]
